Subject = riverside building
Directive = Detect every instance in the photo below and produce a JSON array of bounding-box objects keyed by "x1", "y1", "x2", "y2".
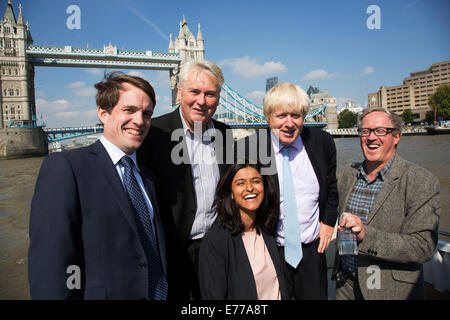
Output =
[{"x1": 368, "y1": 60, "x2": 450, "y2": 121}]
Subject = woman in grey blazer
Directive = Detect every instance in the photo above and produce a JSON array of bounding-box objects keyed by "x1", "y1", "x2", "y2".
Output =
[{"x1": 199, "y1": 162, "x2": 289, "y2": 300}]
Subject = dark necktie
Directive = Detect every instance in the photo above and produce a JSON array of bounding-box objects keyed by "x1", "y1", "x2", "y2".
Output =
[
  {"x1": 119, "y1": 156, "x2": 168, "y2": 300},
  {"x1": 282, "y1": 146, "x2": 303, "y2": 268}
]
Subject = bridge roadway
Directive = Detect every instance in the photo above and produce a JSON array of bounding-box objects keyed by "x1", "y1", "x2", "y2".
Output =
[
  {"x1": 44, "y1": 125, "x2": 104, "y2": 142},
  {"x1": 26, "y1": 45, "x2": 181, "y2": 70}
]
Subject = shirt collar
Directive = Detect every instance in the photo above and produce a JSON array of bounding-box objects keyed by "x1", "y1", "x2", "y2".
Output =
[
  {"x1": 358, "y1": 155, "x2": 395, "y2": 182},
  {"x1": 179, "y1": 107, "x2": 216, "y2": 138},
  {"x1": 270, "y1": 130, "x2": 303, "y2": 154},
  {"x1": 378, "y1": 155, "x2": 395, "y2": 179},
  {"x1": 99, "y1": 135, "x2": 139, "y2": 171}
]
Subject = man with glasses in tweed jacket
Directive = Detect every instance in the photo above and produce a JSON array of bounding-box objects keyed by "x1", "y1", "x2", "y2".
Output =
[{"x1": 333, "y1": 107, "x2": 441, "y2": 300}]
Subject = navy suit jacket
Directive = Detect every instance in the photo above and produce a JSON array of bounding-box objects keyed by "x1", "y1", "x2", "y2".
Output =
[
  {"x1": 137, "y1": 109, "x2": 232, "y2": 299},
  {"x1": 28, "y1": 140, "x2": 167, "y2": 300},
  {"x1": 235, "y1": 126, "x2": 338, "y2": 228},
  {"x1": 199, "y1": 224, "x2": 289, "y2": 300}
]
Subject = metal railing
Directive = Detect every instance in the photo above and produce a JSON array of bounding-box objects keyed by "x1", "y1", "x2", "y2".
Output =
[{"x1": 438, "y1": 230, "x2": 450, "y2": 237}]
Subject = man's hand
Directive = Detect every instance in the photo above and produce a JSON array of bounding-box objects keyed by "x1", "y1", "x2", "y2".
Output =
[
  {"x1": 338, "y1": 213, "x2": 366, "y2": 242},
  {"x1": 317, "y1": 222, "x2": 334, "y2": 253}
]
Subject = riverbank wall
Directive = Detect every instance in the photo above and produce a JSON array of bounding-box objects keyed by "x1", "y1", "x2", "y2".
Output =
[{"x1": 0, "y1": 128, "x2": 48, "y2": 159}]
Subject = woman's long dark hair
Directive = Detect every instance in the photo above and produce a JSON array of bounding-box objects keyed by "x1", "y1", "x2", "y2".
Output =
[{"x1": 214, "y1": 161, "x2": 280, "y2": 236}]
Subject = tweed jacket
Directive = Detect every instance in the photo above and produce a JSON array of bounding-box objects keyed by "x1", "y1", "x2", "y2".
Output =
[{"x1": 334, "y1": 155, "x2": 440, "y2": 299}]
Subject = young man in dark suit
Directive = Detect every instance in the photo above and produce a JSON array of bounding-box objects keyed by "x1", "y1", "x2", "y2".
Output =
[
  {"x1": 236, "y1": 82, "x2": 338, "y2": 299},
  {"x1": 28, "y1": 72, "x2": 167, "y2": 300},
  {"x1": 137, "y1": 60, "x2": 232, "y2": 300}
]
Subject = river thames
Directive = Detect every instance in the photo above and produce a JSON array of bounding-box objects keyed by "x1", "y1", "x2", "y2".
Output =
[{"x1": 0, "y1": 134, "x2": 449, "y2": 299}]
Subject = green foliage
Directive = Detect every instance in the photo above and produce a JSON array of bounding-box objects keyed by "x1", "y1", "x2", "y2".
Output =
[
  {"x1": 428, "y1": 84, "x2": 450, "y2": 120},
  {"x1": 402, "y1": 109, "x2": 414, "y2": 124},
  {"x1": 425, "y1": 110, "x2": 434, "y2": 123},
  {"x1": 338, "y1": 109, "x2": 358, "y2": 128}
]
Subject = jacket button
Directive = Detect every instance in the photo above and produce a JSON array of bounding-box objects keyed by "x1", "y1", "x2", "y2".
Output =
[{"x1": 139, "y1": 262, "x2": 148, "y2": 268}]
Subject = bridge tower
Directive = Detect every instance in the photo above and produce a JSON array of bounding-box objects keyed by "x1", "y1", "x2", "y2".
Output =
[
  {"x1": 0, "y1": 1, "x2": 46, "y2": 159},
  {"x1": 168, "y1": 15, "x2": 205, "y2": 106},
  {"x1": 0, "y1": 0, "x2": 35, "y2": 129},
  {"x1": 170, "y1": 15, "x2": 205, "y2": 63}
]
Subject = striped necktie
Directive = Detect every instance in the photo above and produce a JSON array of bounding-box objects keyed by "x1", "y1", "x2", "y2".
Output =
[
  {"x1": 281, "y1": 146, "x2": 303, "y2": 268},
  {"x1": 120, "y1": 156, "x2": 168, "y2": 300}
]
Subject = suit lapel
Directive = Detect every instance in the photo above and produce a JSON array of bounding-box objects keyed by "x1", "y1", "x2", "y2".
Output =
[
  {"x1": 143, "y1": 180, "x2": 157, "y2": 215},
  {"x1": 270, "y1": 127, "x2": 322, "y2": 195},
  {"x1": 261, "y1": 128, "x2": 279, "y2": 189},
  {"x1": 300, "y1": 127, "x2": 323, "y2": 187},
  {"x1": 366, "y1": 156, "x2": 402, "y2": 225},
  {"x1": 170, "y1": 110, "x2": 191, "y2": 166},
  {"x1": 90, "y1": 141, "x2": 140, "y2": 237},
  {"x1": 340, "y1": 165, "x2": 359, "y2": 213},
  {"x1": 212, "y1": 120, "x2": 232, "y2": 176},
  {"x1": 171, "y1": 108, "x2": 195, "y2": 187},
  {"x1": 170, "y1": 110, "x2": 196, "y2": 235},
  {"x1": 140, "y1": 165, "x2": 167, "y2": 275}
]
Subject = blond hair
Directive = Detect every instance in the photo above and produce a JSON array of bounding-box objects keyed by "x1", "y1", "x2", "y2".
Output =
[{"x1": 263, "y1": 82, "x2": 310, "y2": 119}]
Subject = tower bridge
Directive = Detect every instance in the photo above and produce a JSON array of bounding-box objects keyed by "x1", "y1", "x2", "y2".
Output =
[
  {"x1": 0, "y1": 1, "x2": 333, "y2": 158},
  {"x1": 26, "y1": 44, "x2": 181, "y2": 70}
]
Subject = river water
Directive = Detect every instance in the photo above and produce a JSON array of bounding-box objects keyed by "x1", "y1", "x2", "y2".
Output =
[{"x1": 0, "y1": 134, "x2": 449, "y2": 299}]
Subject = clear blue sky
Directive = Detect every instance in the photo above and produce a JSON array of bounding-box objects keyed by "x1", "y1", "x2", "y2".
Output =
[{"x1": 5, "y1": 0, "x2": 450, "y2": 127}]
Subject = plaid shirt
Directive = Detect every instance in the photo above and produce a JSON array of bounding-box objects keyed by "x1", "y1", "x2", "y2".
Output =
[{"x1": 341, "y1": 156, "x2": 395, "y2": 275}]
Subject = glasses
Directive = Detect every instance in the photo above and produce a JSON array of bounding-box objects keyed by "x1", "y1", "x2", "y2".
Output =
[{"x1": 358, "y1": 127, "x2": 396, "y2": 137}]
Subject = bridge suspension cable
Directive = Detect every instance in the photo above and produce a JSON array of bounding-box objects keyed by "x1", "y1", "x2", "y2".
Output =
[
  {"x1": 305, "y1": 104, "x2": 327, "y2": 120},
  {"x1": 218, "y1": 82, "x2": 328, "y2": 123},
  {"x1": 219, "y1": 83, "x2": 265, "y2": 122}
]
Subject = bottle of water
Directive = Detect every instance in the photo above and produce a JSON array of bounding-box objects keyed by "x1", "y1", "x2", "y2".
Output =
[{"x1": 338, "y1": 213, "x2": 358, "y2": 255}]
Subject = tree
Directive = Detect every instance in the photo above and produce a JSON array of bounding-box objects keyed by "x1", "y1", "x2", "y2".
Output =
[
  {"x1": 425, "y1": 110, "x2": 434, "y2": 124},
  {"x1": 338, "y1": 109, "x2": 358, "y2": 128},
  {"x1": 428, "y1": 84, "x2": 450, "y2": 121},
  {"x1": 402, "y1": 109, "x2": 414, "y2": 124}
]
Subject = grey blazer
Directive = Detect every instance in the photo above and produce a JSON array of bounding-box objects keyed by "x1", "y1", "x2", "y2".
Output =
[{"x1": 334, "y1": 155, "x2": 441, "y2": 299}]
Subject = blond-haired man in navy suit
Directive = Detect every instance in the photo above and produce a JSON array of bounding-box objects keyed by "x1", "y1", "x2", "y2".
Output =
[{"x1": 235, "y1": 82, "x2": 339, "y2": 300}]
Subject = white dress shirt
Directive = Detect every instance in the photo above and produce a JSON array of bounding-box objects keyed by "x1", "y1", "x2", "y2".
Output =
[
  {"x1": 179, "y1": 108, "x2": 220, "y2": 240},
  {"x1": 100, "y1": 136, "x2": 154, "y2": 221},
  {"x1": 270, "y1": 131, "x2": 320, "y2": 246}
]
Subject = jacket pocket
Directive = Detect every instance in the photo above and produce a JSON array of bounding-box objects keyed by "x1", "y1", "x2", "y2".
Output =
[{"x1": 391, "y1": 269, "x2": 423, "y2": 284}]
